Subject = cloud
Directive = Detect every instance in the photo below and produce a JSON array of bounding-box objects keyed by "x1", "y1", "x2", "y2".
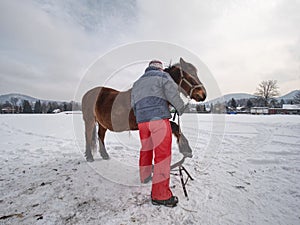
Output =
[
  {"x1": 0, "y1": 0, "x2": 137, "y2": 100},
  {"x1": 132, "y1": 0, "x2": 300, "y2": 95},
  {"x1": 0, "y1": 1, "x2": 86, "y2": 100}
]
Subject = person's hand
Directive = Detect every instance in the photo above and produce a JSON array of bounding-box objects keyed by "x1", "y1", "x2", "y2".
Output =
[{"x1": 183, "y1": 103, "x2": 189, "y2": 112}]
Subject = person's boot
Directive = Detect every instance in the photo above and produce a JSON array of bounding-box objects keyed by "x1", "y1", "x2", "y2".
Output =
[{"x1": 151, "y1": 196, "x2": 178, "y2": 207}]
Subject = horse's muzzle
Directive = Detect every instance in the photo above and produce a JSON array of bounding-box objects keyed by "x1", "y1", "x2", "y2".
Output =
[{"x1": 195, "y1": 91, "x2": 206, "y2": 102}]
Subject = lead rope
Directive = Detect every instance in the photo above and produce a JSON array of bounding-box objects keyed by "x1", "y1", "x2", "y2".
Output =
[{"x1": 171, "y1": 105, "x2": 193, "y2": 200}]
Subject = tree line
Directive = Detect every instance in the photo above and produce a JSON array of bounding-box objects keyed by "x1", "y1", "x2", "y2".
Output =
[{"x1": 0, "y1": 98, "x2": 81, "y2": 114}]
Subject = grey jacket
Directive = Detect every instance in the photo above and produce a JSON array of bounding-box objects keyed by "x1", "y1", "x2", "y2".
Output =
[{"x1": 131, "y1": 66, "x2": 185, "y2": 123}]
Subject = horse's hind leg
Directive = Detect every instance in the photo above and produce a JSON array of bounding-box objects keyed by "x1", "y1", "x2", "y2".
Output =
[
  {"x1": 84, "y1": 121, "x2": 96, "y2": 162},
  {"x1": 170, "y1": 121, "x2": 193, "y2": 158},
  {"x1": 98, "y1": 123, "x2": 109, "y2": 160}
]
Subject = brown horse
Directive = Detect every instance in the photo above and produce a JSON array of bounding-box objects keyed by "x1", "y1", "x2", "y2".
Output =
[{"x1": 82, "y1": 58, "x2": 206, "y2": 162}]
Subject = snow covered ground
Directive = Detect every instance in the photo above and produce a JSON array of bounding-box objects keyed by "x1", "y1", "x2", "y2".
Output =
[{"x1": 0, "y1": 113, "x2": 299, "y2": 225}]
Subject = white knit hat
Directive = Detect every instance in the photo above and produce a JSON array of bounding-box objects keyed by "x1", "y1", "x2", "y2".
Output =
[{"x1": 148, "y1": 60, "x2": 163, "y2": 69}]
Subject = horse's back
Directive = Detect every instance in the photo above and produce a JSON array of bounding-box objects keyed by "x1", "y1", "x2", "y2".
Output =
[{"x1": 82, "y1": 86, "x2": 137, "y2": 131}]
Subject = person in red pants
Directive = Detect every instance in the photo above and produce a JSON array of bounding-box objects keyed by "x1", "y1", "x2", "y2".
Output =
[{"x1": 131, "y1": 60, "x2": 186, "y2": 207}]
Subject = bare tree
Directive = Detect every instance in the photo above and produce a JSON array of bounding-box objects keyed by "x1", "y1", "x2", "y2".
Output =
[
  {"x1": 255, "y1": 80, "x2": 280, "y2": 106},
  {"x1": 293, "y1": 90, "x2": 300, "y2": 104},
  {"x1": 10, "y1": 97, "x2": 18, "y2": 113}
]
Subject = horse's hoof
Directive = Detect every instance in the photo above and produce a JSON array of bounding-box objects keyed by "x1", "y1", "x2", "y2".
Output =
[
  {"x1": 86, "y1": 157, "x2": 94, "y2": 162},
  {"x1": 100, "y1": 150, "x2": 110, "y2": 160},
  {"x1": 182, "y1": 152, "x2": 193, "y2": 158},
  {"x1": 101, "y1": 155, "x2": 110, "y2": 160},
  {"x1": 179, "y1": 139, "x2": 193, "y2": 157}
]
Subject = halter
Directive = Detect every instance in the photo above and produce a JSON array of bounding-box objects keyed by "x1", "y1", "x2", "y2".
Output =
[{"x1": 178, "y1": 66, "x2": 204, "y2": 99}]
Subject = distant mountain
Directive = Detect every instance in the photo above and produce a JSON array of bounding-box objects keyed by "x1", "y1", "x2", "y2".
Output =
[
  {"x1": 277, "y1": 90, "x2": 299, "y2": 101},
  {"x1": 0, "y1": 93, "x2": 65, "y2": 106},
  {"x1": 206, "y1": 93, "x2": 256, "y2": 105},
  {"x1": 0, "y1": 93, "x2": 38, "y2": 105},
  {"x1": 221, "y1": 93, "x2": 256, "y2": 101}
]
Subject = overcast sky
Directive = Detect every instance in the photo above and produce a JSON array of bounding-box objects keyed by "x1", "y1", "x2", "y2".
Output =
[{"x1": 0, "y1": 0, "x2": 299, "y2": 101}]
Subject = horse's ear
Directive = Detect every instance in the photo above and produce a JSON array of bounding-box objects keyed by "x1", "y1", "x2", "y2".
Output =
[{"x1": 180, "y1": 57, "x2": 185, "y2": 65}]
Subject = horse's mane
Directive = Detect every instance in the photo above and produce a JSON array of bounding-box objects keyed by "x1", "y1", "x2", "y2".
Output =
[
  {"x1": 167, "y1": 62, "x2": 180, "y2": 69},
  {"x1": 166, "y1": 61, "x2": 198, "y2": 79}
]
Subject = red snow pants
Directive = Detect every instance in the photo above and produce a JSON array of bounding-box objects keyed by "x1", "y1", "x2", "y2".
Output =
[{"x1": 137, "y1": 119, "x2": 173, "y2": 200}]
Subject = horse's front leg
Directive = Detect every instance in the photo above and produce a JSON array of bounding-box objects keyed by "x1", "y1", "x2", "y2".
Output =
[{"x1": 170, "y1": 121, "x2": 193, "y2": 158}]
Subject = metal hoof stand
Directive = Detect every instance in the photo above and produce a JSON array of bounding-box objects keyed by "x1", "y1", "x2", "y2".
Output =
[{"x1": 171, "y1": 156, "x2": 194, "y2": 200}]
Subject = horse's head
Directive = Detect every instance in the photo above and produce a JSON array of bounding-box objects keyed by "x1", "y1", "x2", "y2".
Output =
[{"x1": 164, "y1": 58, "x2": 206, "y2": 102}]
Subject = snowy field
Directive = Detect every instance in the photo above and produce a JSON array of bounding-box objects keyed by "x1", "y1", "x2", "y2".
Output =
[{"x1": 0, "y1": 113, "x2": 300, "y2": 225}]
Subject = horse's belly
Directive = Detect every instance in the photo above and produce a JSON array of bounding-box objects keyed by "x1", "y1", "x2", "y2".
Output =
[{"x1": 110, "y1": 109, "x2": 131, "y2": 131}]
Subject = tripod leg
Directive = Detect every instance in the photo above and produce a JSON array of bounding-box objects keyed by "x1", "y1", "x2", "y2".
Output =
[
  {"x1": 179, "y1": 166, "x2": 189, "y2": 200},
  {"x1": 181, "y1": 166, "x2": 194, "y2": 181}
]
